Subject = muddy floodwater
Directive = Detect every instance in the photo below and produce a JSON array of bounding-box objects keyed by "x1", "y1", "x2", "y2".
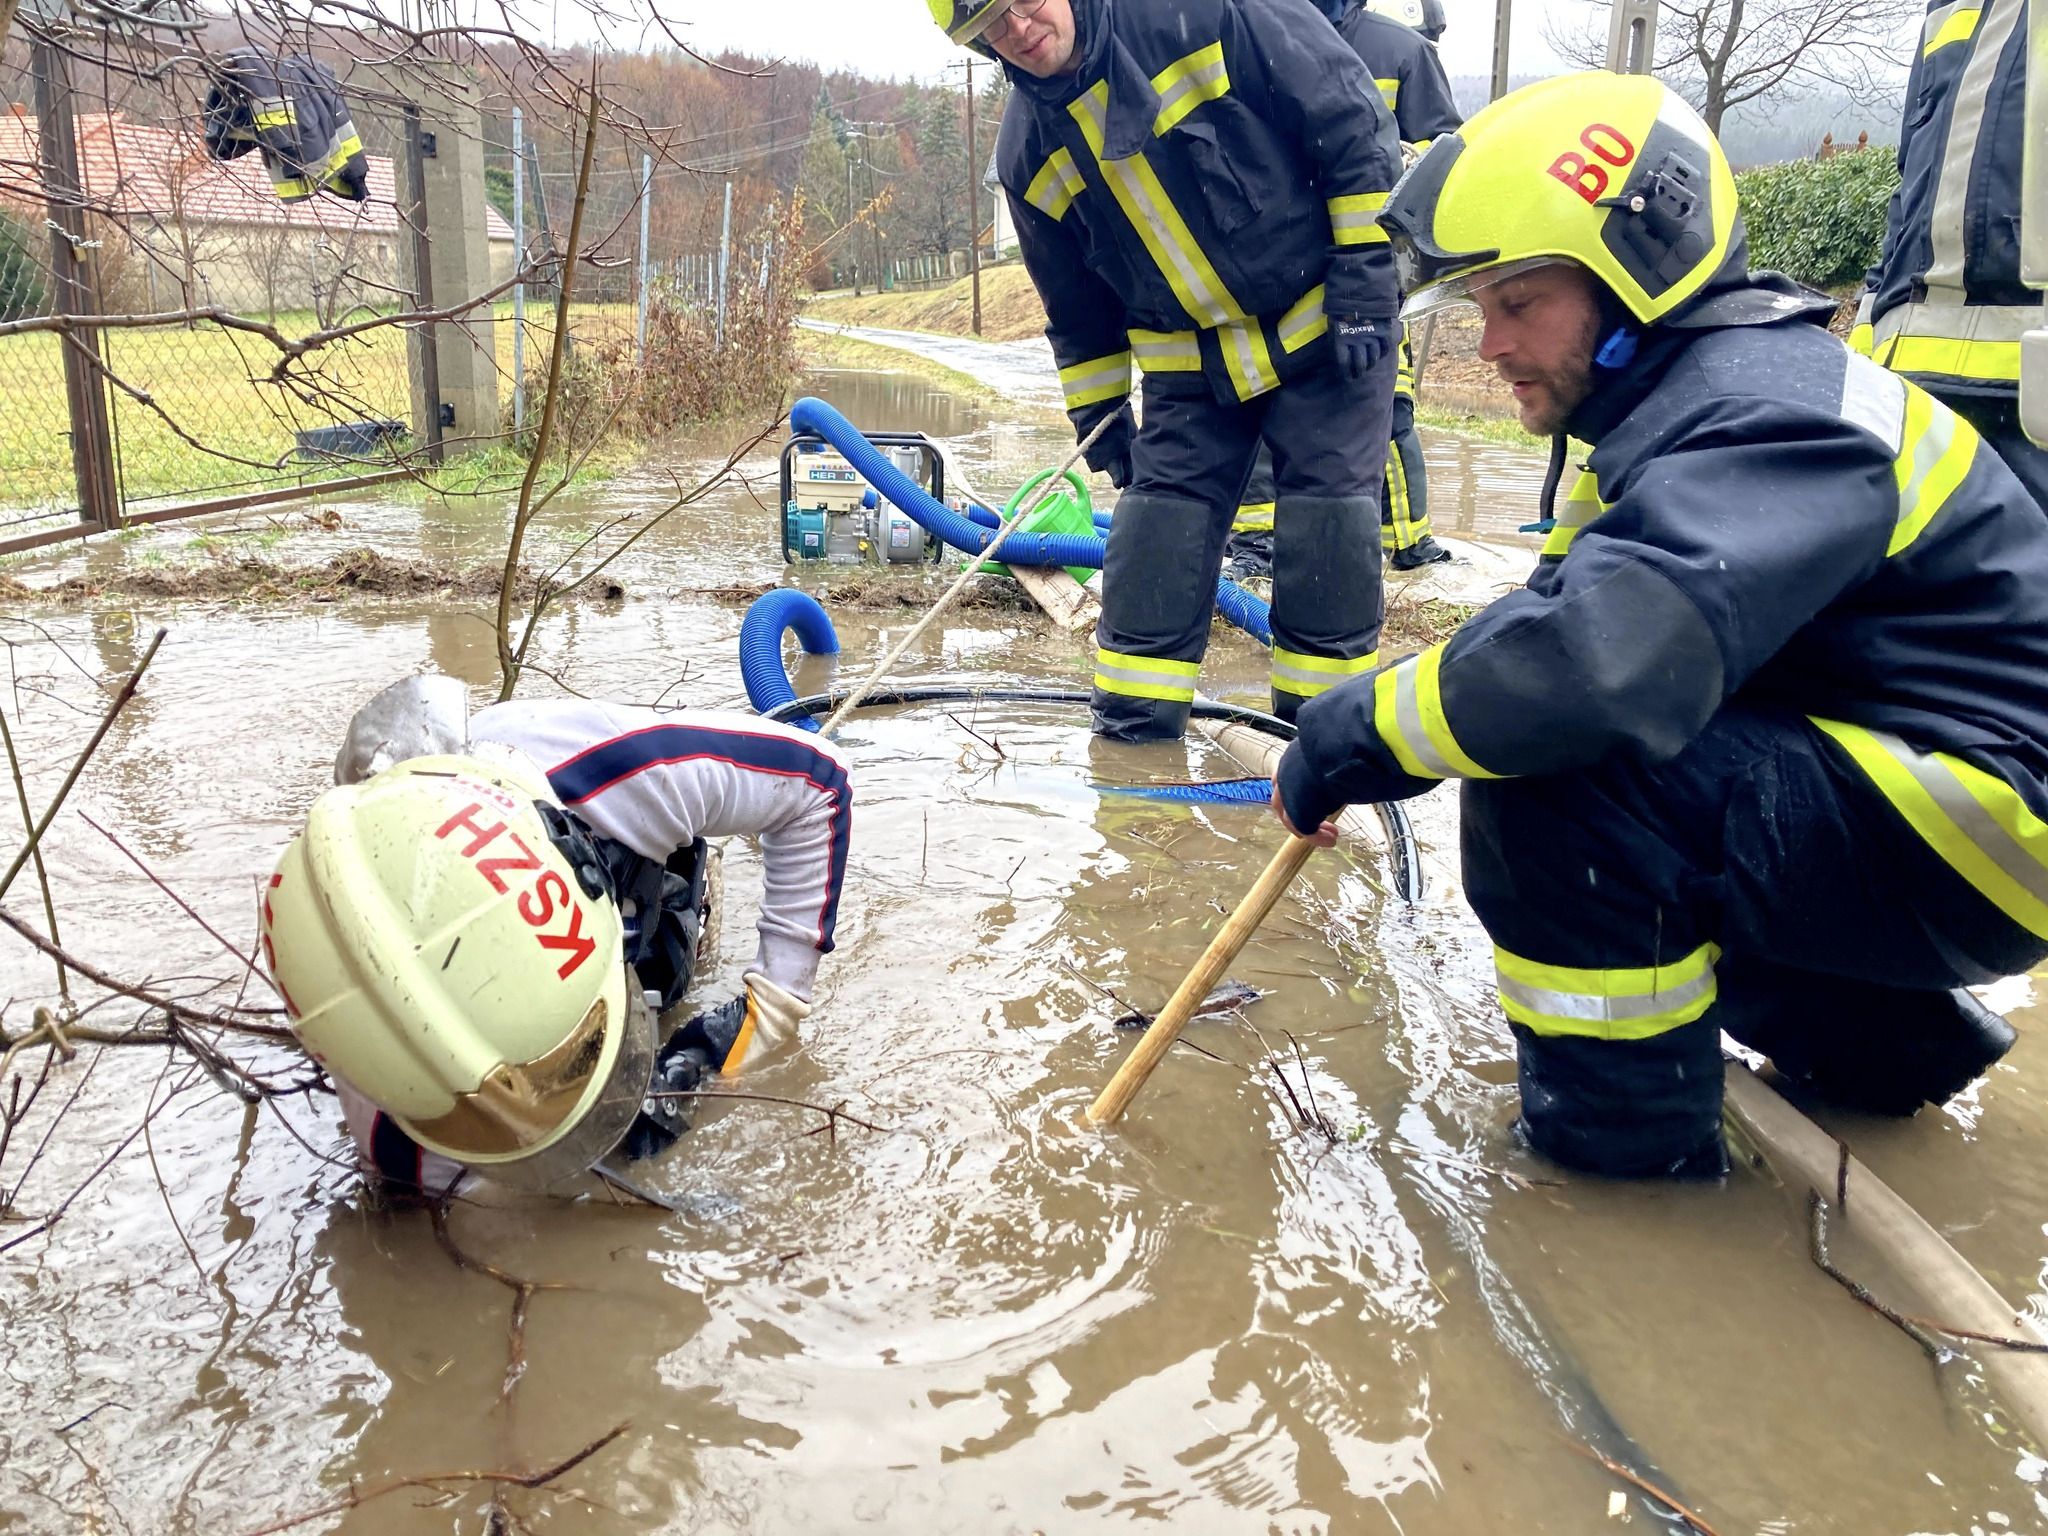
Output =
[{"x1": 2, "y1": 361, "x2": 2046, "y2": 1535}]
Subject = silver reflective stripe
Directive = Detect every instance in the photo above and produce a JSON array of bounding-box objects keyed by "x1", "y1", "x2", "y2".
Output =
[
  {"x1": 1277, "y1": 287, "x2": 1326, "y2": 351},
  {"x1": 1899, "y1": 403, "x2": 1960, "y2": 522},
  {"x1": 1840, "y1": 352, "x2": 1907, "y2": 453},
  {"x1": 1094, "y1": 660, "x2": 1196, "y2": 692},
  {"x1": 1558, "y1": 469, "x2": 1604, "y2": 527},
  {"x1": 1388, "y1": 659, "x2": 1457, "y2": 778},
  {"x1": 1072, "y1": 89, "x2": 1237, "y2": 329},
  {"x1": 1925, "y1": 0, "x2": 2025, "y2": 292},
  {"x1": 1154, "y1": 51, "x2": 1227, "y2": 128},
  {"x1": 1218, "y1": 321, "x2": 1274, "y2": 396},
  {"x1": 1130, "y1": 330, "x2": 1200, "y2": 368},
  {"x1": 1869, "y1": 728, "x2": 2048, "y2": 911},
  {"x1": 1874, "y1": 297, "x2": 2039, "y2": 347},
  {"x1": 1062, "y1": 357, "x2": 1128, "y2": 399},
  {"x1": 1496, "y1": 968, "x2": 1716, "y2": 1025}
]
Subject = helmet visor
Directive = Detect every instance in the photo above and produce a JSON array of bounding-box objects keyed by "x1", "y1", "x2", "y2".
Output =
[
  {"x1": 1399, "y1": 256, "x2": 1580, "y2": 322},
  {"x1": 946, "y1": 0, "x2": 1013, "y2": 44},
  {"x1": 456, "y1": 977, "x2": 659, "y2": 1192}
]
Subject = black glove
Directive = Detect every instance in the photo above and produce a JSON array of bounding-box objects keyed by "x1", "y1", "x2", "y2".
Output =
[
  {"x1": 616, "y1": 1033, "x2": 719, "y2": 1162},
  {"x1": 1073, "y1": 399, "x2": 1134, "y2": 489},
  {"x1": 1331, "y1": 316, "x2": 1390, "y2": 383}
]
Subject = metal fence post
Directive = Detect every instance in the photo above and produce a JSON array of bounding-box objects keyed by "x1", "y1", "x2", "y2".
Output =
[
  {"x1": 715, "y1": 179, "x2": 732, "y2": 348},
  {"x1": 31, "y1": 34, "x2": 118, "y2": 531},
  {"x1": 512, "y1": 105, "x2": 525, "y2": 436},
  {"x1": 636, "y1": 152, "x2": 651, "y2": 363}
]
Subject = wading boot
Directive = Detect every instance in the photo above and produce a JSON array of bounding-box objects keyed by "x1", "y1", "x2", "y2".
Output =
[
  {"x1": 1389, "y1": 535, "x2": 1452, "y2": 572},
  {"x1": 1767, "y1": 988, "x2": 2017, "y2": 1116}
]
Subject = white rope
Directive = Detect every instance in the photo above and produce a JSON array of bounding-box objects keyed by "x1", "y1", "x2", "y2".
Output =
[{"x1": 816, "y1": 412, "x2": 1115, "y2": 739}]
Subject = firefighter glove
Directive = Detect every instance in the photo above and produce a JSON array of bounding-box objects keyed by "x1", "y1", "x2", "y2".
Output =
[
  {"x1": 1073, "y1": 399, "x2": 1135, "y2": 489},
  {"x1": 1332, "y1": 316, "x2": 1390, "y2": 382}
]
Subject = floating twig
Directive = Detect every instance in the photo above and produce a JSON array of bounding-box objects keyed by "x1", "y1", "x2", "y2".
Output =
[
  {"x1": 0, "y1": 703, "x2": 67, "y2": 1000},
  {"x1": 237, "y1": 1423, "x2": 630, "y2": 1536},
  {"x1": 1809, "y1": 1191, "x2": 2048, "y2": 1355},
  {"x1": 1556, "y1": 1433, "x2": 1726, "y2": 1536}
]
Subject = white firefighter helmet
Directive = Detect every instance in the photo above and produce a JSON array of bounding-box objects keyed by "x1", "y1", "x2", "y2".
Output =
[
  {"x1": 1365, "y1": 0, "x2": 1427, "y2": 28},
  {"x1": 264, "y1": 751, "x2": 653, "y2": 1189}
]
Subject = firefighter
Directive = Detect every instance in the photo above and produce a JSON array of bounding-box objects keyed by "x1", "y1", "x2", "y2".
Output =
[
  {"x1": 1225, "y1": 0, "x2": 1459, "y2": 582},
  {"x1": 263, "y1": 677, "x2": 852, "y2": 1195},
  {"x1": 1274, "y1": 73, "x2": 2048, "y2": 1178},
  {"x1": 1853, "y1": 0, "x2": 2044, "y2": 501},
  {"x1": 933, "y1": 0, "x2": 1406, "y2": 738}
]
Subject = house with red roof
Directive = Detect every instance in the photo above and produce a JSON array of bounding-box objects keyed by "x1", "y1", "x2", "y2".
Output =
[{"x1": 0, "y1": 107, "x2": 515, "y2": 318}]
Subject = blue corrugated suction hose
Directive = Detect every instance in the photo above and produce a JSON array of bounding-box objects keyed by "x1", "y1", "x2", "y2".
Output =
[
  {"x1": 791, "y1": 397, "x2": 1108, "y2": 569},
  {"x1": 787, "y1": 397, "x2": 1273, "y2": 644},
  {"x1": 738, "y1": 587, "x2": 839, "y2": 731}
]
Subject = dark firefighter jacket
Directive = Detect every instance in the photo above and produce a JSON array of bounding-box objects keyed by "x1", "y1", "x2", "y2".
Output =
[
  {"x1": 992, "y1": 0, "x2": 1404, "y2": 413},
  {"x1": 1855, "y1": 0, "x2": 2032, "y2": 398},
  {"x1": 1332, "y1": 2, "x2": 1462, "y2": 147},
  {"x1": 202, "y1": 50, "x2": 368, "y2": 203},
  {"x1": 1279, "y1": 252, "x2": 2048, "y2": 948}
]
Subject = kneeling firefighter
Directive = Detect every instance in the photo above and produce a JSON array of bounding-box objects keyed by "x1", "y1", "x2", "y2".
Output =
[
  {"x1": 1274, "y1": 73, "x2": 2048, "y2": 1178},
  {"x1": 263, "y1": 678, "x2": 853, "y2": 1194}
]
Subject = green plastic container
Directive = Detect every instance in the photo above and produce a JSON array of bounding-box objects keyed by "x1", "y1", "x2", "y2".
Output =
[{"x1": 974, "y1": 467, "x2": 1098, "y2": 584}]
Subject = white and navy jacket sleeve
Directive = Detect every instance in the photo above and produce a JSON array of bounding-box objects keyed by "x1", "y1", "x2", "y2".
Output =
[{"x1": 469, "y1": 701, "x2": 854, "y2": 1000}]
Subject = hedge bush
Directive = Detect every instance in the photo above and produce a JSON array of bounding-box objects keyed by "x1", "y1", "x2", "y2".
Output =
[{"x1": 1735, "y1": 149, "x2": 1900, "y2": 290}]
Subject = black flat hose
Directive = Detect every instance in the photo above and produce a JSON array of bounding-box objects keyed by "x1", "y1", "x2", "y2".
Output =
[{"x1": 763, "y1": 685, "x2": 1420, "y2": 903}]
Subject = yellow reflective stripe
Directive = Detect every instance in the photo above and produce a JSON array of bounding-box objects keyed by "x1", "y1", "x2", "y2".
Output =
[
  {"x1": 1129, "y1": 327, "x2": 1201, "y2": 371},
  {"x1": 1059, "y1": 350, "x2": 1132, "y2": 410},
  {"x1": 1813, "y1": 719, "x2": 2048, "y2": 940},
  {"x1": 1888, "y1": 387, "x2": 1980, "y2": 555},
  {"x1": 1384, "y1": 447, "x2": 1427, "y2": 547},
  {"x1": 1272, "y1": 647, "x2": 1377, "y2": 699},
  {"x1": 1849, "y1": 323, "x2": 1876, "y2": 357},
  {"x1": 1375, "y1": 78, "x2": 1400, "y2": 112},
  {"x1": 1328, "y1": 191, "x2": 1389, "y2": 247},
  {"x1": 1025, "y1": 148, "x2": 1086, "y2": 221},
  {"x1": 1070, "y1": 84, "x2": 1248, "y2": 333},
  {"x1": 1215, "y1": 321, "x2": 1278, "y2": 400},
  {"x1": 1494, "y1": 941, "x2": 1719, "y2": 1040},
  {"x1": 1395, "y1": 327, "x2": 1416, "y2": 394},
  {"x1": 1277, "y1": 285, "x2": 1327, "y2": 354},
  {"x1": 1541, "y1": 467, "x2": 1607, "y2": 560},
  {"x1": 1094, "y1": 647, "x2": 1200, "y2": 702},
  {"x1": 1369, "y1": 643, "x2": 1500, "y2": 780},
  {"x1": 252, "y1": 106, "x2": 296, "y2": 130},
  {"x1": 1232, "y1": 501, "x2": 1275, "y2": 532},
  {"x1": 320, "y1": 133, "x2": 363, "y2": 180},
  {"x1": 1923, "y1": 3, "x2": 1981, "y2": 54},
  {"x1": 1151, "y1": 42, "x2": 1230, "y2": 136},
  {"x1": 1876, "y1": 333, "x2": 2022, "y2": 384}
]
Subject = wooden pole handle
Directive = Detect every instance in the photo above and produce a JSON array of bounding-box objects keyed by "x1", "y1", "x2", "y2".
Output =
[{"x1": 1086, "y1": 834, "x2": 1318, "y2": 1127}]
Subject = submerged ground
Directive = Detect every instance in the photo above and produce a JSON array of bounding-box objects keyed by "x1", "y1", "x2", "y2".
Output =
[{"x1": 0, "y1": 360, "x2": 2043, "y2": 1535}]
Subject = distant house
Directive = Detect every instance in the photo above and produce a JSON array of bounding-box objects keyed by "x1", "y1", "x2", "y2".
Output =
[{"x1": 0, "y1": 108, "x2": 515, "y2": 318}]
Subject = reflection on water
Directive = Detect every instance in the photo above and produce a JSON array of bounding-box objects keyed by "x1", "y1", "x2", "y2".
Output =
[{"x1": 0, "y1": 358, "x2": 2044, "y2": 1535}]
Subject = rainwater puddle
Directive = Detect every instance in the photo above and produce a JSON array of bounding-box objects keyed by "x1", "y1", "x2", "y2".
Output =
[{"x1": 0, "y1": 358, "x2": 2043, "y2": 1535}]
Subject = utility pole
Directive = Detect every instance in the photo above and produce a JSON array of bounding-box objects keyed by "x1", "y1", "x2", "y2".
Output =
[
  {"x1": 962, "y1": 58, "x2": 982, "y2": 334},
  {"x1": 864, "y1": 129, "x2": 885, "y2": 293},
  {"x1": 846, "y1": 149, "x2": 860, "y2": 294},
  {"x1": 1490, "y1": 0, "x2": 1513, "y2": 101},
  {"x1": 1604, "y1": 0, "x2": 1659, "y2": 72}
]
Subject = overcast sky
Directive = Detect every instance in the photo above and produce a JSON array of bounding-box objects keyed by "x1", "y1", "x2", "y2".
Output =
[{"x1": 635, "y1": 0, "x2": 1577, "y2": 87}]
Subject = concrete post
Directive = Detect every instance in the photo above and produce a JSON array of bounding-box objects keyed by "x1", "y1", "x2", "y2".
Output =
[{"x1": 358, "y1": 61, "x2": 501, "y2": 454}]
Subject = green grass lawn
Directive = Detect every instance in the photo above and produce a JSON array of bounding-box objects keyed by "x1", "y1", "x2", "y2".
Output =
[{"x1": 0, "y1": 301, "x2": 641, "y2": 517}]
